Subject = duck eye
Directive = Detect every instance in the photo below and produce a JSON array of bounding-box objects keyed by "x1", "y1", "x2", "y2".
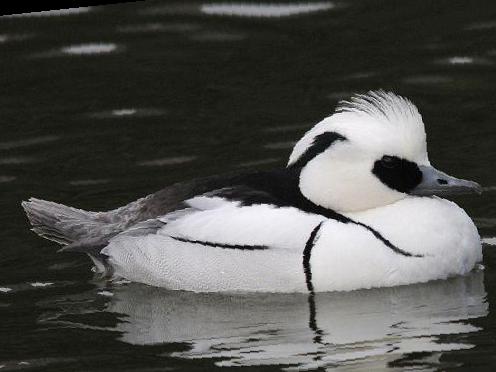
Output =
[{"x1": 380, "y1": 155, "x2": 398, "y2": 168}]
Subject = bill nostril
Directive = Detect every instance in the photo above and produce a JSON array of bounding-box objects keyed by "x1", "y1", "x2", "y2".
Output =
[{"x1": 437, "y1": 178, "x2": 448, "y2": 185}]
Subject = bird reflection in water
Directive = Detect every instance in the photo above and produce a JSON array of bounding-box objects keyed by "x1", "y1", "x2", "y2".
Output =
[{"x1": 39, "y1": 269, "x2": 487, "y2": 370}]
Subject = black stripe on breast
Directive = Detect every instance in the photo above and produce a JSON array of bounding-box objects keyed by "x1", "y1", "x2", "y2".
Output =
[
  {"x1": 170, "y1": 236, "x2": 269, "y2": 250},
  {"x1": 351, "y1": 220, "x2": 422, "y2": 257},
  {"x1": 303, "y1": 222, "x2": 324, "y2": 294},
  {"x1": 301, "y1": 218, "x2": 420, "y2": 296}
]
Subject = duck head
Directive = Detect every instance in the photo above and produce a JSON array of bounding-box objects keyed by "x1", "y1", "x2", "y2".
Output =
[{"x1": 288, "y1": 91, "x2": 481, "y2": 212}]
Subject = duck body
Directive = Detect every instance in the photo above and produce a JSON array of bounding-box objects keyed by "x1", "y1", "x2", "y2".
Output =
[
  {"x1": 102, "y1": 186, "x2": 480, "y2": 292},
  {"x1": 22, "y1": 91, "x2": 483, "y2": 293}
]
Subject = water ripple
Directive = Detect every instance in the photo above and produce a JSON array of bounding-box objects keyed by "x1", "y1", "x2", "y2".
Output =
[
  {"x1": 61, "y1": 43, "x2": 119, "y2": 56},
  {"x1": 475, "y1": 218, "x2": 496, "y2": 228},
  {"x1": 69, "y1": 179, "x2": 109, "y2": 186},
  {"x1": 264, "y1": 141, "x2": 296, "y2": 150},
  {"x1": 98, "y1": 291, "x2": 114, "y2": 297},
  {"x1": 465, "y1": 21, "x2": 496, "y2": 30},
  {"x1": 0, "y1": 176, "x2": 16, "y2": 183},
  {"x1": 0, "y1": 135, "x2": 59, "y2": 150},
  {"x1": 435, "y1": 56, "x2": 493, "y2": 66},
  {"x1": 190, "y1": 31, "x2": 246, "y2": 42},
  {"x1": 403, "y1": 75, "x2": 453, "y2": 85},
  {"x1": 30, "y1": 282, "x2": 54, "y2": 288},
  {"x1": 238, "y1": 158, "x2": 281, "y2": 167},
  {"x1": 88, "y1": 108, "x2": 166, "y2": 119},
  {"x1": 137, "y1": 156, "x2": 197, "y2": 167},
  {"x1": 0, "y1": 358, "x2": 77, "y2": 371},
  {"x1": 0, "y1": 156, "x2": 36, "y2": 165},
  {"x1": 200, "y1": 2, "x2": 335, "y2": 17},
  {"x1": 2, "y1": 7, "x2": 92, "y2": 18},
  {"x1": 32, "y1": 43, "x2": 122, "y2": 58},
  {"x1": 482, "y1": 237, "x2": 496, "y2": 246},
  {"x1": 117, "y1": 22, "x2": 202, "y2": 34},
  {"x1": 0, "y1": 33, "x2": 33, "y2": 43},
  {"x1": 263, "y1": 124, "x2": 311, "y2": 133}
]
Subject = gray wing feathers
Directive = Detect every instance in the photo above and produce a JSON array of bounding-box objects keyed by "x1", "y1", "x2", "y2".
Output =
[
  {"x1": 106, "y1": 180, "x2": 210, "y2": 223},
  {"x1": 21, "y1": 175, "x2": 232, "y2": 252}
]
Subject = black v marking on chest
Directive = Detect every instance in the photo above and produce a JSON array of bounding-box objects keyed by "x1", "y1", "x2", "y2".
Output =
[{"x1": 347, "y1": 219, "x2": 423, "y2": 258}]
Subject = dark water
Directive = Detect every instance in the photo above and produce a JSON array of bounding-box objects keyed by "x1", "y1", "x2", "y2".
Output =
[{"x1": 1, "y1": 0, "x2": 496, "y2": 370}]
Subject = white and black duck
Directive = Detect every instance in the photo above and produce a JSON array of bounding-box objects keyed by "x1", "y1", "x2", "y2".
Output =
[{"x1": 22, "y1": 91, "x2": 483, "y2": 293}]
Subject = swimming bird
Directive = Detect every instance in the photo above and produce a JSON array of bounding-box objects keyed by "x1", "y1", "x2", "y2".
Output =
[{"x1": 22, "y1": 91, "x2": 482, "y2": 293}]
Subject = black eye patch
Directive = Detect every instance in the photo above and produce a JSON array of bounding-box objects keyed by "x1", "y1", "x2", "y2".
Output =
[{"x1": 372, "y1": 155, "x2": 422, "y2": 193}]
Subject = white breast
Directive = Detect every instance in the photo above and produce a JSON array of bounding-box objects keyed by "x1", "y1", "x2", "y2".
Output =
[{"x1": 311, "y1": 196, "x2": 482, "y2": 292}]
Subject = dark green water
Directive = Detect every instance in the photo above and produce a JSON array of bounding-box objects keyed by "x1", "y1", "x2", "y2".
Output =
[{"x1": 1, "y1": 0, "x2": 496, "y2": 370}]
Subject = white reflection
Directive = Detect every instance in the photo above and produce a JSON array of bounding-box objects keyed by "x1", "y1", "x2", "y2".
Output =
[
  {"x1": 482, "y1": 237, "x2": 496, "y2": 246},
  {"x1": 3, "y1": 7, "x2": 92, "y2": 18},
  {"x1": 112, "y1": 109, "x2": 137, "y2": 116},
  {"x1": 88, "y1": 108, "x2": 166, "y2": 119},
  {"x1": 201, "y1": 2, "x2": 334, "y2": 17},
  {"x1": 105, "y1": 271, "x2": 486, "y2": 370},
  {"x1": 465, "y1": 21, "x2": 496, "y2": 30},
  {"x1": 98, "y1": 291, "x2": 114, "y2": 297},
  {"x1": 449, "y1": 56, "x2": 474, "y2": 65},
  {"x1": 0, "y1": 33, "x2": 33, "y2": 46},
  {"x1": 30, "y1": 282, "x2": 53, "y2": 288},
  {"x1": 61, "y1": 43, "x2": 118, "y2": 56},
  {"x1": 1, "y1": 281, "x2": 72, "y2": 293},
  {"x1": 434, "y1": 56, "x2": 492, "y2": 66}
]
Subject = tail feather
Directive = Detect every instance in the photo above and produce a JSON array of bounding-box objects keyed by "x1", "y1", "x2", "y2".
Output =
[
  {"x1": 22, "y1": 195, "x2": 165, "y2": 253},
  {"x1": 21, "y1": 198, "x2": 102, "y2": 245}
]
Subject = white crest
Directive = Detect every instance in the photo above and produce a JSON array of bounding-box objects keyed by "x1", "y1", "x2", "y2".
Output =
[
  {"x1": 288, "y1": 90, "x2": 429, "y2": 167},
  {"x1": 335, "y1": 90, "x2": 421, "y2": 125}
]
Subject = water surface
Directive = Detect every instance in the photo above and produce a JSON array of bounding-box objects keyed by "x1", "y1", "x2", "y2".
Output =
[{"x1": 1, "y1": 0, "x2": 496, "y2": 370}]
